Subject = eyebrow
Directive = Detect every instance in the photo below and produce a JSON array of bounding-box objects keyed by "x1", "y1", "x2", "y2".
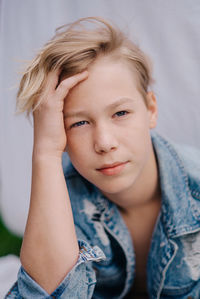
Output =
[{"x1": 64, "y1": 97, "x2": 134, "y2": 119}]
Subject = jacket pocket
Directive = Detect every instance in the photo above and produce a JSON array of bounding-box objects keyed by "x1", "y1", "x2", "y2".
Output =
[{"x1": 161, "y1": 280, "x2": 197, "y2": 297}]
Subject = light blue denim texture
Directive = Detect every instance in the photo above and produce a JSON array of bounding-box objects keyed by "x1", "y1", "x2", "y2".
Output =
[{"x1": 5, "y1": 132, "x2": 200, "y2": 298}]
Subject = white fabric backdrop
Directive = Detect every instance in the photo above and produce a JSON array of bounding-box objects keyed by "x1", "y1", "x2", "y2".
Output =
[{"x1": 1, "y1": 0, "x2": 200, "y2": 236}]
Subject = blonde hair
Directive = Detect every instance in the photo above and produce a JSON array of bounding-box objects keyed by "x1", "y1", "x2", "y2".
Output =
[{"x1": 17, "y1": 17, "x2": 153, "y2": 114}]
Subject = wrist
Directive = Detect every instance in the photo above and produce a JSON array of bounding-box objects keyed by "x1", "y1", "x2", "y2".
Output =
[{"x1": 32, "y1": 148, "x2": 63, "y2": 163}]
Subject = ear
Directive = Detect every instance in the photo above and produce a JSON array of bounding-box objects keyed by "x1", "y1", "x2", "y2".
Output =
[{"x1": 146, "y1": 91, "x2": 158, "y2": 129}]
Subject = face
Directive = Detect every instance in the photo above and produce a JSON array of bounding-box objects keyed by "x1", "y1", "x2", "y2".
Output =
[{"x1": 64, "y1": 56, "x2": 158, "y2": 205}]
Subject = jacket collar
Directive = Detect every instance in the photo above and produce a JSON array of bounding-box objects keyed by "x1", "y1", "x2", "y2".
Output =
[{"x1": 152, "y1": 132, "x2": 200, "y2": 238}]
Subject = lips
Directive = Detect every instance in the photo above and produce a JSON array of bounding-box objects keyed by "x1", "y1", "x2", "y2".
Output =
[{"x1": 97, "y1": 161, "x2": 128, "y2": 176}]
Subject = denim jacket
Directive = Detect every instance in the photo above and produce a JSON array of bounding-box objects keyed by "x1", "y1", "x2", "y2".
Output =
[{"x1": 5, "y1": 132, "x2": 200, "y2": 298}]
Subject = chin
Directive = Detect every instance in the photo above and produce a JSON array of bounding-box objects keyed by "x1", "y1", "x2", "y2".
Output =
[{"x1": 95, "y1": 177, "x2": 134, "y2": 197}]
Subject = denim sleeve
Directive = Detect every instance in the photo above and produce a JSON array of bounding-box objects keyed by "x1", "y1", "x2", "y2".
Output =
[{"x1": 5, "y1": 240, "x2": 106, "y2": 299}]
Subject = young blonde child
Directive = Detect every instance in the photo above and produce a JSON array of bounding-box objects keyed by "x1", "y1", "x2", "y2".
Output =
[{"x1": 6, "y1": 17, "x2": 200, "y2": 299}]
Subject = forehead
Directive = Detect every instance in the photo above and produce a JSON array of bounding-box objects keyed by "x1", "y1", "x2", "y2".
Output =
[
  {"x1": 66, "y1": 56, "x2": 141, "y2": 106},
  {"x1": 87, "y1": 55, "x2": 137, "y2": 84}
]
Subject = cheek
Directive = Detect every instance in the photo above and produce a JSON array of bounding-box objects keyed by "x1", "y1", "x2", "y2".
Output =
[
  {"x1": 66, "y1": 138, "x2": 92, "y2": 181},
  {"x1": 66, "y1": 139, "x2": 80, "y2": 160},
  {"x1": 66, "y1": 132, "x2": 90, "y2": 163},
  {"x1": 124, "y1": 121, "x2": 152, "y2": 157}
]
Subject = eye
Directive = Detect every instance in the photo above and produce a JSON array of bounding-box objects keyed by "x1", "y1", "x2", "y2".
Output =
[
  {"x1": 114, "y1": 110, "x2": 129, "y2": 117},
  {"x1": 70, "y1": 120, "x2": 88, "y2": 128}
]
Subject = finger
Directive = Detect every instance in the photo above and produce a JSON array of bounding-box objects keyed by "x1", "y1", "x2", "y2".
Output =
[
  {"x1": 44, "y1": 69, "x2": 60, "y2": 93},
  {"x1": 33, "y1": 70, "x2": 60, "y2": 111},
  {"x1": 55, "y1": 71, "x2": 89, "y2": 100}
]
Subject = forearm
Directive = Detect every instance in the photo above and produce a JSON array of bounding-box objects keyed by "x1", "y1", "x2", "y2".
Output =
[{"x1": 20, "y1": 154, "x2": 78, "y2": 294}]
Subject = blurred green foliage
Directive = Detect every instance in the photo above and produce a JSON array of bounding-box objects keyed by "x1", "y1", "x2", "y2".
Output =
[{"x1": 0, "y1": 214, "x2": 22, "y2": 257}]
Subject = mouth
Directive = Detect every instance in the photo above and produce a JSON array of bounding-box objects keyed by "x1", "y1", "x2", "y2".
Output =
[{"x1": 96, "y1": 161, "x2": 128, "y2": 176}]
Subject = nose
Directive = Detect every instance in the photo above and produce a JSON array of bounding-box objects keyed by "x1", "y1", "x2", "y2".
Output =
[{"x1": 94, "y1": 124, "x2": 118, "y2": 154}]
